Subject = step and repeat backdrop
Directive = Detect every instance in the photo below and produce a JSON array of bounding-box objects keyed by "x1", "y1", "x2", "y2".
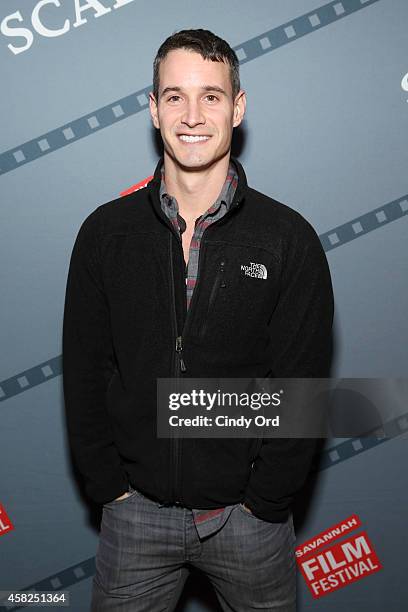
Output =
[{"x1": 1, "y1": 0, "x2": 407, "y2": 610}]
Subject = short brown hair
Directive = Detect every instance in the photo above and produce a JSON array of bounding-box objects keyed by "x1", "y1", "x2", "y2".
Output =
[{"x1": 153, "y1": 29, "x2": 240, "y2": 102}]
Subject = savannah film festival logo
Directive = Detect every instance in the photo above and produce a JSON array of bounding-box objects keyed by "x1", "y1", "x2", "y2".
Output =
[{"x1": 296, "y1": 514, "x2": 382, "y2": 599}]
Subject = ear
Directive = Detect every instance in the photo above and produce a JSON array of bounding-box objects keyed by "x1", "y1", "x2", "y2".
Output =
[
  {"x1": 233, "y1": 90, "x2": 246, "y2": 128},
  {"x1": 149, "y1": 92, "x2": 160, "y2": 129}
]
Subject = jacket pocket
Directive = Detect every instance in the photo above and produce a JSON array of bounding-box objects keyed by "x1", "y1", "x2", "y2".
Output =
[{"x1": 199, "y1": 259, "x2": 226, "y2": 340}]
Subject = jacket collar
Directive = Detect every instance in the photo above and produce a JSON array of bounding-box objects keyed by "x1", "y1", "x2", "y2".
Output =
[{"x1": 147, "y1": 155, "x2": 248, "y2": 221}]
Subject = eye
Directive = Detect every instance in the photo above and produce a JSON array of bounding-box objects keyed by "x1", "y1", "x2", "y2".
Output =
[
  {"x1": 205, "y1": 94, "x2": 219, "y2": 102},
  {"x1": 167, "y1": 95, "x2": 181, "y2": 102}
]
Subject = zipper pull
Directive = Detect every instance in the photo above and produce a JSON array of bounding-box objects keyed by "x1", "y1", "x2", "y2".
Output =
[{"x1": 175, "y1": 336, "x2": 187, "y2": 372}]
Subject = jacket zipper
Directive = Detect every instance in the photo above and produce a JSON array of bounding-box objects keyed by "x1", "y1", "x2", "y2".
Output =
[
  {"x1": 168, "y1": 234, "x2": 184, "y2": 506},
  {"x1": 166, "y1": 195, "x2": 244, "y2": 506}
]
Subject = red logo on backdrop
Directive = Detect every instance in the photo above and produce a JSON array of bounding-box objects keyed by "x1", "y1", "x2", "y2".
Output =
[
  {"x1": 0, "y1": 503, "x2": 14, "y2": 537},
  {"x1": 296, "y1": 515, "x2": 382, "y2": 599},
  {"x1": 120, "y1": 176, "x2": 153, "y2": 197}
]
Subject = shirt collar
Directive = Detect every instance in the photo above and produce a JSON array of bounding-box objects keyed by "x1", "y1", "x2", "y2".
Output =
[{"x1": 159, "y1": 159, "x2": 238, "y2": 218}]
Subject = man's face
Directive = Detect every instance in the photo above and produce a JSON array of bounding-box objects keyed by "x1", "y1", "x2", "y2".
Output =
[{"x1": 149, "y1": 49, "x2": 246, "y2": 171}]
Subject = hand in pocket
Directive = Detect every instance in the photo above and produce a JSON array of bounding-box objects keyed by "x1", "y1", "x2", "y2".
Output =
[{"x1": 114, "y1": 490, "x2": 131, "y2": 501}]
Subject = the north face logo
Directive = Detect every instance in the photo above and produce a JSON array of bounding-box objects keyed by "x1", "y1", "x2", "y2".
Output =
[{"x1": 241, "y1": 262, "x2": 268, "y2": 279}]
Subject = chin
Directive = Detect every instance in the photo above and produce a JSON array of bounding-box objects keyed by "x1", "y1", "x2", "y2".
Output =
[
  {"x1": 182, "y1": 157, "x2": 212, "y2": 168},
  {"x1": 172, "y1": 153, "x2": 215, "y2": 171},
  {"x1": 179, "y1": 150, "x2": 228, "y2": 169}
]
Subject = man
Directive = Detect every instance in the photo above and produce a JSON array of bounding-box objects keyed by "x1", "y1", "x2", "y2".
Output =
[{"x1": 62, "y1": 29, "x2": 334, "y2": 612}]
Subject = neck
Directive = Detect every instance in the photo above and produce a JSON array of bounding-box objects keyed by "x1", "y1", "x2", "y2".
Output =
[{"x1": 163, "y1": 152, "x2": 231, "y2": 222}]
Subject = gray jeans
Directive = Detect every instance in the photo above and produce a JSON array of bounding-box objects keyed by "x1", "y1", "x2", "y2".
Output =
[{"x1": 91, "y1": 486, "x2": 296, "y2": 611}]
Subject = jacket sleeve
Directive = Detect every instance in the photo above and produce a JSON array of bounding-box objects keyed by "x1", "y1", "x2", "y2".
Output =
[
  {"x1": 62, "y1": 209, "x2": 129, "y2": 504},
  {"x1": 244, "y1": 215, "x2": 334, "y2": 522}
]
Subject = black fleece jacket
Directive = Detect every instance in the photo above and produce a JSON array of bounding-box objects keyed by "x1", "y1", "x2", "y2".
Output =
[{"x1": 62, "y1": 156, "x2": 334, "y2": 522}]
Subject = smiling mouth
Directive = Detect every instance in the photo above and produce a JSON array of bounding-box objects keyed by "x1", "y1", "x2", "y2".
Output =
[{"x1": 178, "y1": 135, "x2": 211, "y2": 143}]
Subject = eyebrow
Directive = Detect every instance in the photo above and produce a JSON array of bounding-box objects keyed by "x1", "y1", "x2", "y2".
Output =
[{"x1": 160, "y1": 85, "x2": 228, "y2": 97}]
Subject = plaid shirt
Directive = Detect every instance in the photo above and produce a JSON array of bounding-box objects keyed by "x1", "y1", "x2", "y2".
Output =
[
  {"x1": 159, "y1": 159, "x2": 240, "y2": 538},
  {"x1": 160, "y1": 161, "x2": 238, "y2": 310}
]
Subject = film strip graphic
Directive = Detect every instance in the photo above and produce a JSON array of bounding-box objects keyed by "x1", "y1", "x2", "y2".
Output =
[
  {"x1": 320, "y1": 193, "x2": 408, "y2": 251},
  {"x1": 1, "y1": 413, "x2": 406, "y2": 612},
  {"x1": 318, "y1": 410, "x2": 408, "y2": 470},
  {"x1": 0, "y1": 0, "x2": 381, "y2": 177},
  {"x1": 1, "y1": 2, "x2": 405, "y2": 606},
  {"x1": 0, "y1": 356, "x2": 61, "y2": 402}
]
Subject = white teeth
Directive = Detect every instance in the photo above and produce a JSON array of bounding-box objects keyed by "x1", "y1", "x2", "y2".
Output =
[{"x1": 179, "y1": 135, "x2": 210, "y2": 142}]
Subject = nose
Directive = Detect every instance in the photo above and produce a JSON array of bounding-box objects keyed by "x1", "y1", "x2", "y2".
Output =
[{"x1": 181, "y1": 99, "x2": 205, "y2": 128}]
